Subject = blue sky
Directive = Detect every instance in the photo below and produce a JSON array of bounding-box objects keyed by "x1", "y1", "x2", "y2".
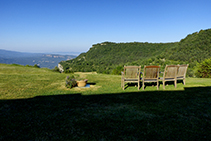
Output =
[{"x1": 0, "y1": 0, "x2": 210, "y2": 54}]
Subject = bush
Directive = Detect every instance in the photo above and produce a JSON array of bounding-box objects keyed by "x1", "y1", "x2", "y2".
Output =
[
  {"x1": 11, "y1": 64, "x2": 22, "y2": 66},
  {"x1": 52, "y1": 66, "x2": 60, "y2": 73},
  {"x1": 186, "y1": 69, "x2": 194, "y2": 77},
  {"x1": 64, "y1": 69, "x2": 74, "y2": 73},
  {"x1": 112, "y1": 66, "x2": 123, "y2": 75},
  {"x1": 65, "y1": 75, "x2": 77, "y2": 88},
  {"x1": 34, "y1": 64, "x2": 40, "y2": 68},
  {"x1": 195, "y1": 58, "x2": 211, "y2": 78}
]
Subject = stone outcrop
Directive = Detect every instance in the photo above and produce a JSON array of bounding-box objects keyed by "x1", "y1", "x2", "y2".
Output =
[{"x1": 58, "y1": 64, "x2": 64, "y2": 72}]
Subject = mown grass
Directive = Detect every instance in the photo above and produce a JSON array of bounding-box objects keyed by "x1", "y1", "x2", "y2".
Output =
[{"x1": 0, "y1": 64, "x2": 211, "y2": 140}]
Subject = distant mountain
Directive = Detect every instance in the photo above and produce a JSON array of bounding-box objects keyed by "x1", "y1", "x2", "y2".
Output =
[
  {"x1": 48, "y1": 52, "x2": 82, "y2": 56},
  {"x1": 0, "y1": 49, "x2": 40, "y2": 58},
  {"x1": 60, "y1": 28, "x2": 211, "y2": 76},
  {"x1": 0, "y1": 49, "x2": 77, "y2": 69}
]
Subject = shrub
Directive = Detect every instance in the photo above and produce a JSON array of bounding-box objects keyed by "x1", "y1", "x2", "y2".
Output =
[
  {"x1": 64, "y1": 69, "x2": 74, "y2": 73},
  {"x1": 112, "y1": 66, "x2": 123, "y2": 75},
  {"x1": 65, "y1": 75, "x2": 77, "y2": 88},
  {"x1": 11, "y1": 64, "x2": 22, "y2": 66},
  {"x1": 52, "y1": 66, "x2": 60, "y2": 73},
  {"x1": 34, "y1": 64, "x2": 40, "y2": 68},
  {"x1": 195, "y1": 58, "x2": 211, "y2": 78}
]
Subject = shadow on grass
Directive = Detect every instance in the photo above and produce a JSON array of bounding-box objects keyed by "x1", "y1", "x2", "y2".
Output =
[
  {"x1": 1, "y1": 86, "x2": 211, "y2": 140},
  {"x1": 87, "y1": 82, "x2": 96, "y2": 85}
]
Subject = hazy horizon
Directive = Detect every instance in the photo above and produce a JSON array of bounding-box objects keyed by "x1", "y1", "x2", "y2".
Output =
[{"x1": 0, "y1": 48, "x2": 82, "y2": 56}]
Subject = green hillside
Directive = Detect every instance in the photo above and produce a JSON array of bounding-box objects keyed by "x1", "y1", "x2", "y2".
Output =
[
  {"x1": 60, "y1": 29, "x2": 211, "y2": 76},
  {"x1": 60, "y1": 42, "x2": 177, "y2": 73},
  {"x1": 160, "y1": 29, "x2": 211, "y2": 67}
]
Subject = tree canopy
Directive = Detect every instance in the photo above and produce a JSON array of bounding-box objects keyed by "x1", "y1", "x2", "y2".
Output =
[{"x1": 60, "y1": 28, "x2": 211, "y2": 77}]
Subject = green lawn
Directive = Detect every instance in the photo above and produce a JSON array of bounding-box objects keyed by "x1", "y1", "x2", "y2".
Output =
[{"x1": 1, "y1": 64, "x2": 211, "y2": 140}]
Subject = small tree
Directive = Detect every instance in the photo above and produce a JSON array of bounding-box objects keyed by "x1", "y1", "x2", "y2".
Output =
[
  {"x1": 64, "y1": 69, "x2": 74, "y2": 73},
  {"x1": 34, "y1": 64, "x2": 40, "y2": 68},
  {"x1": 195, "y1": 58, "x2": 211, "y2": 78},
  {"x1": 112, "y1": 66, "x2": 123, "y2": 75},
  {"x1": 52, "y1": 66, "x2": 60, "y2": 72}
]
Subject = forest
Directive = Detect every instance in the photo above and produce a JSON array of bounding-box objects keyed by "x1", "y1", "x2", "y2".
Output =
[{"x1": 60, "y1": 29, "x2": 211, "y2": 77}]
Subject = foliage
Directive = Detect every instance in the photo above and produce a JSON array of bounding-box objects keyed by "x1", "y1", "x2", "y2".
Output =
[
  {"x1": 52, "y1": 66, "x2": 60, "y2": 72},
  {"x1": 60, "y1": 42, "x2": 176, "y2": 74},
  {"x1": 33, "y1": 64, "x2": 40, "y2": 68},
  {"x1": 25, "y1": 64, "x2": 41, "y2": 68},
  {"x1": 64, "y1": 69, "x2": 74, "y2": 73},
  {"x1": 11, "y1": 63, "x2": 23, "y2": 66},
  {"x1": 195, "y1": 58, "x2": 211, "y2": 78},
  {"x1": 160, "y1": 29, "x2": 211, "y2": 64},
  {"x1": 65, "y1": 75, "x2": 77, "y2": 88},
  {"x1": 60, "y1": 29, "x2": 211, "y2": 77},
  {"x1": 112, "y1": 65, "x2": 124, "y2": 75},
  {"x1": 25, "y1": 64, "x2": 30, "y2": 67}
]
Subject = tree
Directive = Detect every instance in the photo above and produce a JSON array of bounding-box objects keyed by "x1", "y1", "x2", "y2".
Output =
[
  {"x1": 112, "y1": 66, "x2": 123, "y2": 75},
  {"x1": 52, "y1": 66, "x2": 60, "y2": 72},
  {"x1": 195, "y1": 58, "x2": 211, "y2": 78},
  {"x1": 34, "y1": 64, "x2": 40, "y2": 68}
]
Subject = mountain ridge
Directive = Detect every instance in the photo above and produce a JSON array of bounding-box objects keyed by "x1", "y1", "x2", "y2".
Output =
[
  {"x1": 60, "y1": 28, "x2": 211, "y2": 76},
  {"x1": 0, "y1": 49, "x2": 77, "y2": 69}
]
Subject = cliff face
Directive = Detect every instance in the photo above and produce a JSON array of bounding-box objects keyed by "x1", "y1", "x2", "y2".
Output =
[{"x1": 58, "y1": 63, "x2": 64, "y2": 72}]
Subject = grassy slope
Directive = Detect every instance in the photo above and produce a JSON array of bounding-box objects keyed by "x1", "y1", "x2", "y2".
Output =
[{"x1": 1, "y1": 64, "x2": 211, "y2": 140}]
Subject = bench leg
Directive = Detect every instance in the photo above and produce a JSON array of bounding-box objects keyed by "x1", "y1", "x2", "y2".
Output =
[
  {"x1": 163, "y1": 81, "x2": 165, "y2": 89},
  {"x1": 123, "y1": 81, "x2": 125, "y2": 90}
]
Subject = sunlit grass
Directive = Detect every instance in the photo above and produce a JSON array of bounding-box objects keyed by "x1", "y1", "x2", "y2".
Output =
[{"x1": 1, "y1": 63, "x2": 211, "y2": 99}]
